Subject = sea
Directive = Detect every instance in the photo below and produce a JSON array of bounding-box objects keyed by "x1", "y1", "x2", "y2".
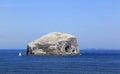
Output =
[{"x1": 0, "y1": 49, "x2": 120, "y2": 74}]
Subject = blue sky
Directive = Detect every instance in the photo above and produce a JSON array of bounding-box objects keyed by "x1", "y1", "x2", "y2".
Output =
[{"x1": 0, "y1": 0, "x2": 120, "y2": 49}]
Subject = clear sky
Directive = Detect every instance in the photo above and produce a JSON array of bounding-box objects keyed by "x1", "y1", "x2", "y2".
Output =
[{"x1": 0, "y1": 0, "x2": 120, "y2": 49}]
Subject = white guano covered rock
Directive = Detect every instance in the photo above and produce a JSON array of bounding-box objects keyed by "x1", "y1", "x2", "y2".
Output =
[{"x1": 26, "y1": 32, "x2": 80, "y2": 55}]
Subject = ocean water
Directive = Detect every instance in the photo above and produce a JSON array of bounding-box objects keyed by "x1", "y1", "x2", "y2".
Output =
[{"x1": 0, "y1": 49, "x2": 120, "y2": 74}]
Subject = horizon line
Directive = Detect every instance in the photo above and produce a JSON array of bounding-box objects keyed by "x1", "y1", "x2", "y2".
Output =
[{"x1": 0, "y1": 48, "x2": 120, "y2": 50}]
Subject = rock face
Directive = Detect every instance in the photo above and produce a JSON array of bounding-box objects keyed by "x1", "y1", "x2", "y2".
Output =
[{"x1": 26, "y1": 32, "x2": 80, "y2": 55}]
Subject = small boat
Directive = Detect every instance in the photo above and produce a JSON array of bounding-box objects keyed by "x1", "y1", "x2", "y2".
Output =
[{"x1": 19, "y1": 52, "x2": 22, "y2": 56}]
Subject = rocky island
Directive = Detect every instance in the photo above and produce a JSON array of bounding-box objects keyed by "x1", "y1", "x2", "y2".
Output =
[{"x1": 26, "y1": 32, "x2": 80, "y2": 55}]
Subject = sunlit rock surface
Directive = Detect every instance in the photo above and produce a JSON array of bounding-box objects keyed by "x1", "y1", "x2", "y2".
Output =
[{"x1": 26, "y1": 32, "x2": 80, "y2": 55}]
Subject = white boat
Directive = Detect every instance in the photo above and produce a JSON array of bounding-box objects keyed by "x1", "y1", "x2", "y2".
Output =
[{"x1": 19, "y1": 52, "x2": 22, "y2": 56}]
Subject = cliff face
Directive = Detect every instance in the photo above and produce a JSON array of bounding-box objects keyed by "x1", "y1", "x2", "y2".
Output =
[{"x1": 26, "y1": 32, "x2": 80, "y2": 55}]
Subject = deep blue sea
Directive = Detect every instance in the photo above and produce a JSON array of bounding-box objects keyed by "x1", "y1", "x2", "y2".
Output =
[{"x1": 0, "y1": 49, "x2": 120, "y2": 74}]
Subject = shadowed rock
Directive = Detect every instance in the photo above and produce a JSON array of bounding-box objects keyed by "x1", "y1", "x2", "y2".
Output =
[{"x1": 26, "y1": 32, "x2": 80, "y2": 55}]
